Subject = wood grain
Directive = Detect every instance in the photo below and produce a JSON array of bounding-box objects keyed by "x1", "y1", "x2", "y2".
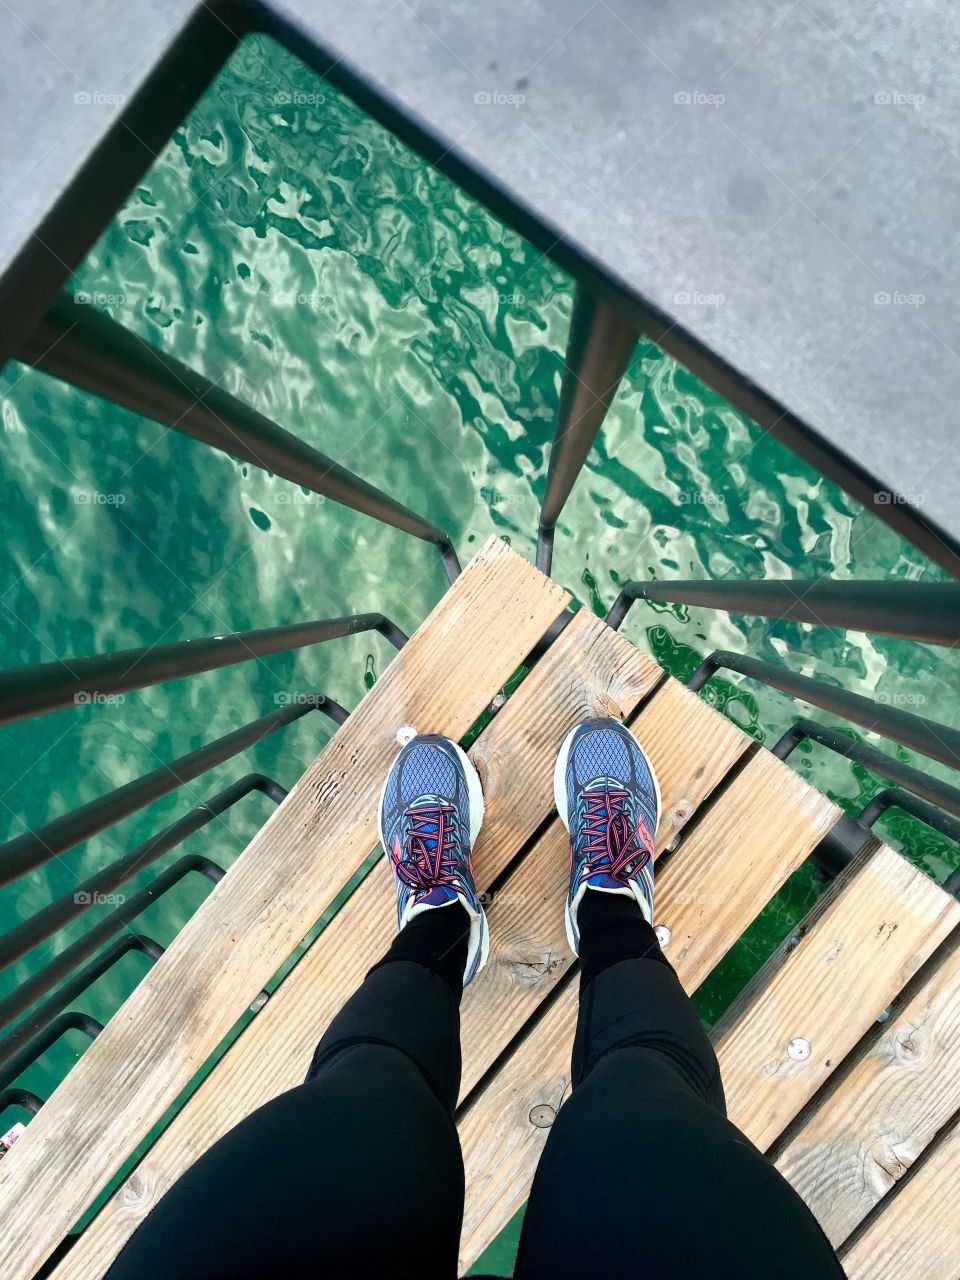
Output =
[
  {"x1": 457, "y1": 748, "x2": 840, "y2": 1269},
  {"x1": 460, "y1": 674, "x2": 751, "y2": 1092},
  {"x1": 840, "y1": 1115, "x2": 960, "y2": 1279},
  {"x1": 1, "y1": 536, "x2": 569, "y2": 1280},
  {"x1": 49, "y1": 607, "x2": 658, "y2": 1280},
  {"x1": 773, "y1": 926, "x2": 960, "y2": 1245},
  {"x1": 714, "y1": 844, "x2": 960, "y2": 1157}
]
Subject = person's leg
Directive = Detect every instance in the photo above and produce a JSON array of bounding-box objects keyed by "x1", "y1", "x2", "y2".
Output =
[
  {"x1": 516, "y1": 719, "x2": 845, "y2": 1280},
  {"x1": 106, "y1": 907, "x2": 470, "y2": 1280},
  {"x1": 108, "y1": 733, "x2": 489, "y2": 1280}
]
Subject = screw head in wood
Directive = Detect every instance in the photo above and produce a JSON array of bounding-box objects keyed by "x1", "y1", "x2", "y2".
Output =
[
  {"x1": 787, "y1": 1037, "x2": 811, "y2": 1061},
  {"x1": 529, "y1": 1104, "x2": 556, "y2": 1128},
  {"x1": 655, "y1": 924, "x2": 672, "y2": 948}
]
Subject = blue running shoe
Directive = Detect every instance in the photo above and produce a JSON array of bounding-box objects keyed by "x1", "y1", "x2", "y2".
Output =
[
  {"x1": 554, "y1": 716, "x2": 661, "y2": 955},
  {"x1": 378, "y1": 733, "x2": 489, "y2": 986}
]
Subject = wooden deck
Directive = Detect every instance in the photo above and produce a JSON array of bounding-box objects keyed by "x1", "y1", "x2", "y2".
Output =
[{"x1": 1, "y1": 537, "x2": 958, "y2": 1279}]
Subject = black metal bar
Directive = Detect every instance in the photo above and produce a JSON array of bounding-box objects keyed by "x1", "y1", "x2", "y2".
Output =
[
  {"x1": 0, "y1": 696, "x2": 340, "y2": 889},
  {"x1": 18, "y1": 294, "x2": 461, "y2": 584},
  {"x1": 856, "y1": 787, "x2": 960, "y2": 848},
  {"x1": 772, "y1": 720, "x2": 960, "y2": 821},
  {"x1": 689, "y1": 651, "x2": 960, "y2": 770},
  {"x1": 0, "y1": 774, "x2": 282, "y2": 972},
  {"x1": 945, "y1": 866, "x2": 960, "y2": 896},
  {"x1": 0, "y1": 1087, "x2": 43, "y2": 1117},
  {"x1": 0, "y1": 936, "x2": 162, "y2": 1070},
  {"x1": 0, "y1": 615, "x2": 405, "y2": 727},
  {"x1": 605, "y1": 579, "x2": 960, "y2": 645},
  {"x1": 0, "y1": 1012, "x2": 104, "y2": 1094},
  {"x1": 536, "y1": 288, "x2": 639, "y2": 574},
  {"x1": 0, "y1": 858, "x2": 221, "y2": 1042},
  {"x1": 808, "y1": 816, "x2": 873, "y2": 883}
]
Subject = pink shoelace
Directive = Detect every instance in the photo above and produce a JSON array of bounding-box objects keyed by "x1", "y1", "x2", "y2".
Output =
[
  {"x1": 390, "y1": 803, "x2": 460, "y2": 891},
  {"x1": 578, "y1": 788, "x2": 653, "y2": 885}
]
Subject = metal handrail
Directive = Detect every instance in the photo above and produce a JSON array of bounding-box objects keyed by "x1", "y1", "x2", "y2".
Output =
[
  {"x1": 0, "y1": 774, "x2": 285, "y2": 973},
  {"x1": 0, "y1": 1012, "x2": 104, "y2": 1095},
  {"x1": 772, "y1": 719, "x2": 960, "y2": 820},
  {"x1": 0, "y1": 1087, "x2": 43, "y2": 1117},
  {"x1": 0, "y1": 936, "x2": 165, "y2": 1071},
  {"x1": 605, "y1": 578, "x2": 960, "y2": 645},
  {"x1": 18, "y1": 294, "x2": 461, "y2": 584},
  {"x1": 856, "y1": 787, "x2": 960, "y2": 849},
  {"x1": 0, "y1": 615, "x2": 405, "y2": 727},
  {"x1": 0, "y1": 699, "x2": 341, "y2": 888},
  {"x1": 0, "y1": 858, "x2": 222, "y2": 1042},
  {"x1": 688, "y1": 650, "x2": 960, "y2": 770}
]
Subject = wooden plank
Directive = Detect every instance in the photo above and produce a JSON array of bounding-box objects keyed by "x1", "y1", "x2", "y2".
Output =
[
  {"x1": 773, "y1": 928, "x2": 960, "y2": 1245},
  {"x1": 0, "y1": 537, "x2": 569, "y2": 1280},
  {"x1": 459, "y1": 675, "x2": 752, "y2": 1092},
  {"x1": 715, "y1": 845, "x2": 960, "y2": 1158},
  {"x1": 50, "y1": 607, "x2": 659, "y2": 1280},
  {"x1": 457, "y1": 748, "x2": 841, "y2": 1270},
  {"x1": 840, "y1": 1116, "x2": 960, "y2": 1280}
]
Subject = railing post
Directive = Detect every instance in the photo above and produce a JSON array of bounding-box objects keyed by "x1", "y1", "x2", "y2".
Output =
[{"x1": 537, "y1": 288, "x2": 639, "y2": 574}]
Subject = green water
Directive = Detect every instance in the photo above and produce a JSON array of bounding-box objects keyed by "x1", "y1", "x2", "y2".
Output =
[{"x1": 1, "y1": 33, "x2": 958, "y2": 1230}]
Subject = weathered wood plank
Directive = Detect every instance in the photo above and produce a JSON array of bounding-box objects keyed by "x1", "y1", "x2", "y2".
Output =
[
  {"x1": 773, "y1": 928, "x2": 960, "y2": 1245},
  {"x1": 457, "y1": 749, "x2": 841, "y2": 1270},
  {"x1": 715, "y1": 844, "x2": 960, "y2": 1156},
  {"x1": 840, "y1": 1116, "x2": 960, "y2": 1279},
  {"x1": 1, "y1": 537, "x2": 569, "y2": 1280},
  {"x1": 49, "y1": 607, "x2": 658, "y2": 1280},
  {"x1": 459, "y1": 675, "x2": 751, "y2": 1092}
]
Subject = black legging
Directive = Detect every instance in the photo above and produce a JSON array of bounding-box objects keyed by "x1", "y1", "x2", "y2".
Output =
[{"x1": 106, "y1": 894, "x2": 845, "y2": 1279}]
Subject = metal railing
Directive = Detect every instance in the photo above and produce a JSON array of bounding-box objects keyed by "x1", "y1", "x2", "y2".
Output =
[{"x1": 1, "y1": 22, "x2": 958, "y2": 1183}]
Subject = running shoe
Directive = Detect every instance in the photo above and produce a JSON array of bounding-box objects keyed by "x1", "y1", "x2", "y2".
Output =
[
  {"x1": 554, "y1": 716, "x2": 660, "y2": 955},
  {"x1": 378, "y1": 733, "x2": 489, "y2": 986}
]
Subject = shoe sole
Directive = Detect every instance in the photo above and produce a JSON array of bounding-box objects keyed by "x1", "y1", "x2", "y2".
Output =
[
  {"x1": 378, "y1": 735, "x2": 489, "y2": 976},
  {"x1": 553, "y1": 719, "x2": 662, "y2": 954}
]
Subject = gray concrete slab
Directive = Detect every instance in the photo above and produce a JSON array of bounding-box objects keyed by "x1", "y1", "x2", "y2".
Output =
[{"x1": 2, "y1": 0, "x2": 958, "y2": 567}]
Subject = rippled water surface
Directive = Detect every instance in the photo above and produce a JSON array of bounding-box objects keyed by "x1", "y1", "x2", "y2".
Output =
[{"x1": 2, "y1": 35, "x2": 958, "y2": 1138}]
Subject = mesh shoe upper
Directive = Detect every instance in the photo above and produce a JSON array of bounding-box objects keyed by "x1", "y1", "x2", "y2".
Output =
[
  {"x1": 379, "y1": 734, "x2": 488, "y2": 985},
  {"x1": 558, "y1": 718, "x2": 660, "y2": 953}
]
